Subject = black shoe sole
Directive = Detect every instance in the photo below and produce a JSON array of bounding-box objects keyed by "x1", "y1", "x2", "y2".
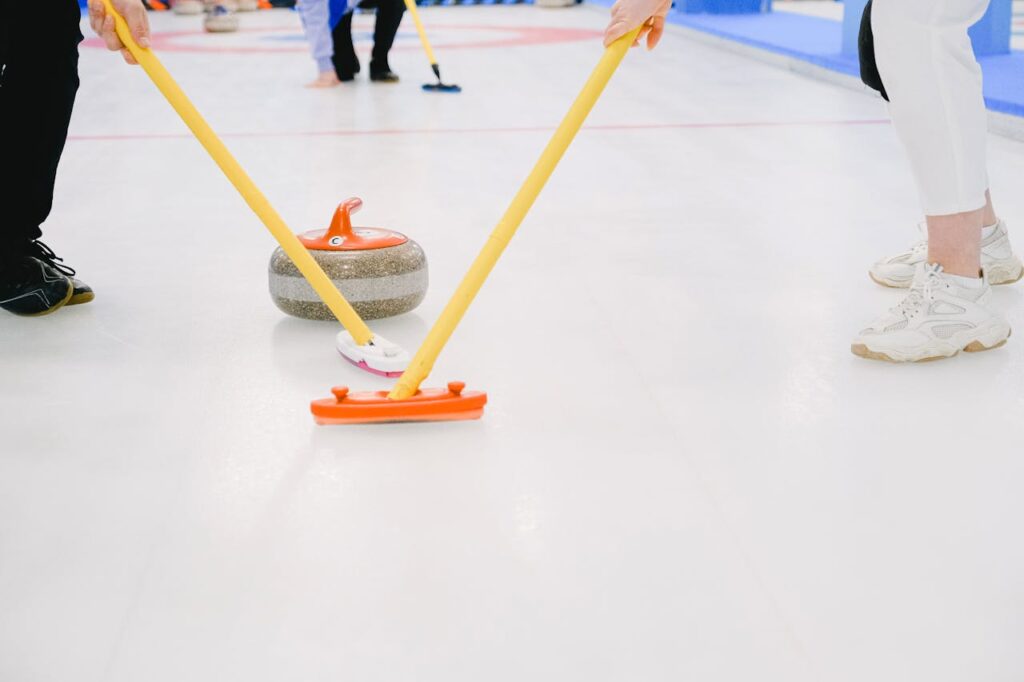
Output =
[{"x1": 68, "y1": 291, "x2": 95, "y2": 306}]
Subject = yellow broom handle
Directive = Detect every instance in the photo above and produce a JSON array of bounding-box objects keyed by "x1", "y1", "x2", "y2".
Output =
[
  {"x1": 100, "y1": 0, "x2": 373, "y2": 345},
  {"x1": 402, "y1": 0, "x2": 439, "y2": 67},
  {"x1": 389, "y1": 28, "x2": 641, "y2": 400}
]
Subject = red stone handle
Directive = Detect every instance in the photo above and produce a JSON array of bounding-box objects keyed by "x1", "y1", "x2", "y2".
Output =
[{"x1": 326, "y1": 198, "x2": 364, "y2": 241}]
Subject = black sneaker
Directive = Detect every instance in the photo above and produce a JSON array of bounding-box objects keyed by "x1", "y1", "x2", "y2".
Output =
[
  {"x1": 369, "y1": 70, "x2": 400, "y2": 83},
  {"x1": 1, "y1": 241, "x2": 93, "y2": 314},
  {"x1": 0, "y1": 256, "x2": 74, "y2": 317},
  {"x1": 25, "y1": 241, "x2": 95, "y2": 307}
]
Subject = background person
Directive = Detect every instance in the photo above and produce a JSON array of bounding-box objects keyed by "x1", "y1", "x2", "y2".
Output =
[
  {"x1": 332, "y1": 0, "x2": 404, "y2": 83},
  {"x1": 603, "y1": 0, "x2": 1020, "y2": 364}
]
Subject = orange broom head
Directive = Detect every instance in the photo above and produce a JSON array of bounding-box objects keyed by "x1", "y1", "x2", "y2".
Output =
[{"x1": 311, "y1": 381, "x2": 487, "y2": 425}]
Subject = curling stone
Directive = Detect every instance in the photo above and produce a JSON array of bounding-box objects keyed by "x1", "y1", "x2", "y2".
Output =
[{"x1": 269, "y1": 198, "x2": 428, "y2": 321}]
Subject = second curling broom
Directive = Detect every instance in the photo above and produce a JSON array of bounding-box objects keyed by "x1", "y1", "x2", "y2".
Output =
[
  {"x1": 402, "y1": 0, "x2": 461, "y2": 93},
  {"x1": 312, "y1": 25, "x2": 645, "y2": 424}
]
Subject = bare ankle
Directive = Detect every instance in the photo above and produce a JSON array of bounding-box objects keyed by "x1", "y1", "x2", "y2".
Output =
[
  {"x1": 983, "y1": 190, "x2": 999, "y2": 227},
  {"x1": 926, "y1": 209, "x2": 984, "y2": 278}
]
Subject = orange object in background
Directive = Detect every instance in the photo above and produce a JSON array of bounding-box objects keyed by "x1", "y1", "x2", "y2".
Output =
[{"x1": 311, "y1": 382, "x2": 487, "y2": 425}]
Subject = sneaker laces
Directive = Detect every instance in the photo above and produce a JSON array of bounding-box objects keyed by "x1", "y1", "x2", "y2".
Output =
[
  {"x1": 894, "y1": 263, "x2": 943, "y2": 317},
  {"x1": 26, "y1": 241, "x2": 76, "y2": 278}
]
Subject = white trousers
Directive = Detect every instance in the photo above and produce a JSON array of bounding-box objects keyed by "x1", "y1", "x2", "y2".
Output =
[{"x1": 872, "y1": 0, "x2": 991, "y2": 216}]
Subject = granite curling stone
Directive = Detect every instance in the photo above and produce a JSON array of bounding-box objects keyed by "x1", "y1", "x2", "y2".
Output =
[{"x1": 269, "y1": 198, "x2": 428, "y2": 321}]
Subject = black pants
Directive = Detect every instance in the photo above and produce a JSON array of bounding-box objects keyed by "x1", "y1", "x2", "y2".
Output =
[
  {"x1": 331, "y1": 0, "x2": 405, "y2": 79},
  {"x1": 0, "y1": 0, "x2": 82, "y2": 259}
]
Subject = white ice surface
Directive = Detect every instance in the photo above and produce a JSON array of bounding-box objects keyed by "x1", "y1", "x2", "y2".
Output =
[{"x1": 2, "y1": 6, "x2": 1024, "y2": 681}]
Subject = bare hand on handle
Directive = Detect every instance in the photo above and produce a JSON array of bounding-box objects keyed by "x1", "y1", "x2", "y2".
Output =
[
  {"x1": 87, "y1": 0, "x2": 151, "y2": 65},
  {"x1": 603, "y1": 0, "x2": 671, "y2": 49}
]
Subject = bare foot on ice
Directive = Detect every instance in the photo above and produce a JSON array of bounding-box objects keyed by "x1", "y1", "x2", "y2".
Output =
[{"x1": 306, "y1": 72, "x2": 341, "y2": 88}]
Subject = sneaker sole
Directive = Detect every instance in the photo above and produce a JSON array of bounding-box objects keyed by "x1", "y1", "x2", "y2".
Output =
[
  {"x1": 851, "y1": 328, "x2": 1012, "y2": 363},
  {"x1": 985, "y1": 257, "x2": 1024, "y2": 285},
  {"x1": 868, "y1": 271, "x2": 911, "y2": 289},
  {"x1": 869, "y1": 256, "x2": 1024, "y2": 289},
  {"x1": 68, "y1": 291, "x2": 95, "y2": 306}
]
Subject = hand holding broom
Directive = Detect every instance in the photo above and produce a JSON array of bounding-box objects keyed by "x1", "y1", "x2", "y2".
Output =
[
  {"x1": 87, "y1": 0, "x2": 151, "y2": 65},
  {"x1": 604, "y1": 0, "x2": 672, "y2": 50}
]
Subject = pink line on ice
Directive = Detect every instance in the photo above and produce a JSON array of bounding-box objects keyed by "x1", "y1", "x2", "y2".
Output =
[{"x1": 79, "y1": 24, "x2": 602, "y2": 55}]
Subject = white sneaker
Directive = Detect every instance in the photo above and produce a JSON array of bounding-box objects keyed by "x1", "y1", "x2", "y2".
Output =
[
  {"x1": 852, "y1": 263, "x2": 1012, "y2": 363},
  {"x1": 869, "y1": 219, "x2": 1024, "y2": 288}
]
